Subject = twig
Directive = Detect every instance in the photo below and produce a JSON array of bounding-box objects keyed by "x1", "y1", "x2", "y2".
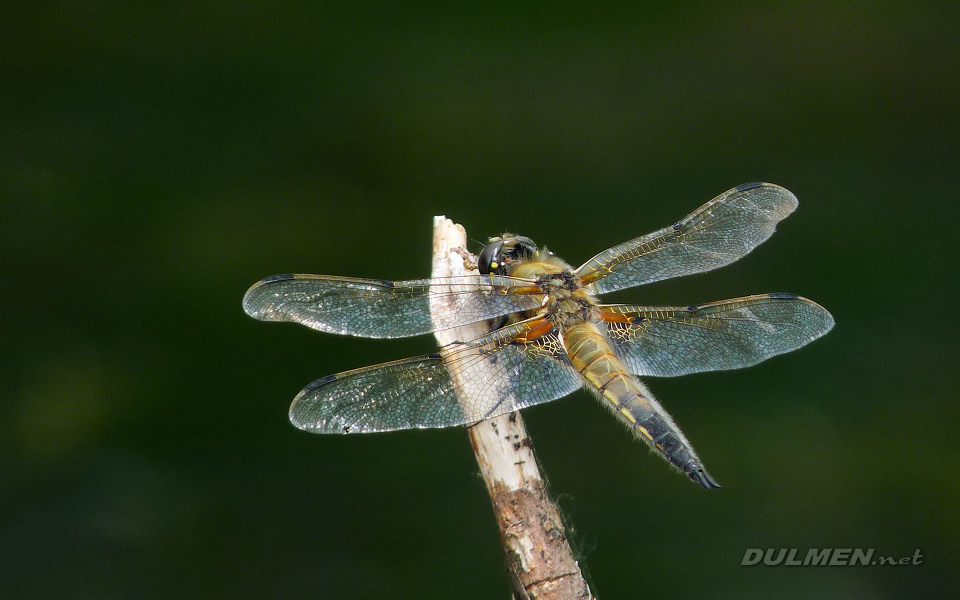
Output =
[{"x1": 431, "y1": 217, "x2": 594, "y2": 600}]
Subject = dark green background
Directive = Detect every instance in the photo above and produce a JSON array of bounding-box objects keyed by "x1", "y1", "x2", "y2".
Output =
[{"x1": 3, "y1": 2, "x2": 957, "y2": 598}]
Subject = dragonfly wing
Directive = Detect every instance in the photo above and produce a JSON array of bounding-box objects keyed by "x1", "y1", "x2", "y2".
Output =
[
  {"x1": 452, "y1": 318, "x2": 584, "y2": 420},
  {"x1": 575, "y1": 183, "x2": 798, "y2": 294},
  {"x1": 289, "y1": 355, "x2": 465, "y2": 433},
  {"x1": 600, "y1": 294, "x2": 834, "y2": 377},
  {"x1": 243, "y1": 273, "x2": 543, "y2": 338},
  {"x1": 289, "y1": 318, "x2": 583, "y2": 433}
]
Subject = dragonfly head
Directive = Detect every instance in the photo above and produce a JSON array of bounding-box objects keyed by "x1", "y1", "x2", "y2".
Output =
[{"x1": 478, "y1": 235, "x2": 538, "y2": 275}]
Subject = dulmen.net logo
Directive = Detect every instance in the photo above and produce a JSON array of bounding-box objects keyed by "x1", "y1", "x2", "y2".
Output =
[{"x1": 741, "y1": 548, "x2": 923, "y2": 566}]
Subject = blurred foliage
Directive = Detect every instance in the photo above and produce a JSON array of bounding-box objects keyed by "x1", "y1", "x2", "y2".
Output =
[{"x1": 1, "y1": 1, "x2": 958, "y2": 599}]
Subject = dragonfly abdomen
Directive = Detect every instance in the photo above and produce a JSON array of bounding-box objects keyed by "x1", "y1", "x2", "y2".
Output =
[{"x1": 563, "y1": 322, "x2": 721, "y2": 490}]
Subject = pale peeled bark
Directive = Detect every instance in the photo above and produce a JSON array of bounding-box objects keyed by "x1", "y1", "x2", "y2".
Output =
[{"x1": 431, "y1": 216, "x2": 593, "y2": 600}]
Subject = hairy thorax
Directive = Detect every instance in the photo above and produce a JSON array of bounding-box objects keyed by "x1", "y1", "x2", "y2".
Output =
[{"x1": 507, "y1": 251, "x2": 599, "y2": 329}]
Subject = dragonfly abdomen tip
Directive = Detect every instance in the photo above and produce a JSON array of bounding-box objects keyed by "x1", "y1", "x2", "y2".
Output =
[{"x1": 690, "y1": 468, "x2": 722, "y2": 490}]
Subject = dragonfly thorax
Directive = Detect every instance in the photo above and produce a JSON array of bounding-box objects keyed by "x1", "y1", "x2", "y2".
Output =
[{"x1": 513, "y1": 260, "x2": 600, "y2": 327}]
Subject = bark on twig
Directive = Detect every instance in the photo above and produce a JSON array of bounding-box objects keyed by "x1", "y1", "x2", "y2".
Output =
[{"x1": 431, "y1": 217, "x2": 594, "y2": 600}]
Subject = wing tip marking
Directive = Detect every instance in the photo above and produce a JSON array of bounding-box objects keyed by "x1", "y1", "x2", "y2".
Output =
[
  {"x1": 261, "y1": 273, "x2": 296, "y2": 284},
  {"x1": 301, "y1": 374, "x2": 338, "y2": 393}
]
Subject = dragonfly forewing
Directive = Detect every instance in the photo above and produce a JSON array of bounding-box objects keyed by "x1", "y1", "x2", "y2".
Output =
[
  {"x1": 242, "y1": 273, "x2": 544, "y2": 338},
  {"x1": 575, "y1": 183, "x2": 799, "y2": 294}
]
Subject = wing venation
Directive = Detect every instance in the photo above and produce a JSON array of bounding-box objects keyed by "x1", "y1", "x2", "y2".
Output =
[
  {"x1": 575, "y1": 183, "x2": 798, "y2": 293},
  {"x1": 242, "y1": 273, "x2": 544, "y2": 338},
  {"x1": 601, "y1": 294, "x2": 834, "y2": 376},
  {"x1": 289, "y1": 318, "x2": 584, "y2": 433}
]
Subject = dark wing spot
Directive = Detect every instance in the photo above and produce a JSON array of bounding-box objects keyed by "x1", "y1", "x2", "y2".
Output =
[
  {"x1": 686, "y1": 305, "x2": 698, "y2": 313},
  {"x1": 261, "y1": 273, "x2": 295, "y2": 284},
  {"x1": 734, "y1": 181, "x2": 764, "y2": 192},
  {"x1": 631, "y1": 316, "x2": 646, "y2": 325},
  {"x1": 302, "y1": 374, "x2": 338, "y2": 392},
  {"x1": 768, "y1": 292, "x2": 798, "y2": 300},
  {"x1": 672, "y1": 222, "x2": 682, "y2": 231}
]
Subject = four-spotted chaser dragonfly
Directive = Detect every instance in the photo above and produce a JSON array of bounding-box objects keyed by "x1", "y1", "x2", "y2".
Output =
[{"x1": 243, "y1": 182, "x2": 834, "y2": 489}]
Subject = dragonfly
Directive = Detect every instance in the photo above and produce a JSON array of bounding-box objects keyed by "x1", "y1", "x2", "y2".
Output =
[{"x1": 243, "y1": 182, "x2": 834, "y2": 489}]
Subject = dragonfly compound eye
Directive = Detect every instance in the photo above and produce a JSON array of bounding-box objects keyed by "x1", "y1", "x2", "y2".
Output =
[{"x1": 478, "y1": 240, "x2": 505, "y2": 275}]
